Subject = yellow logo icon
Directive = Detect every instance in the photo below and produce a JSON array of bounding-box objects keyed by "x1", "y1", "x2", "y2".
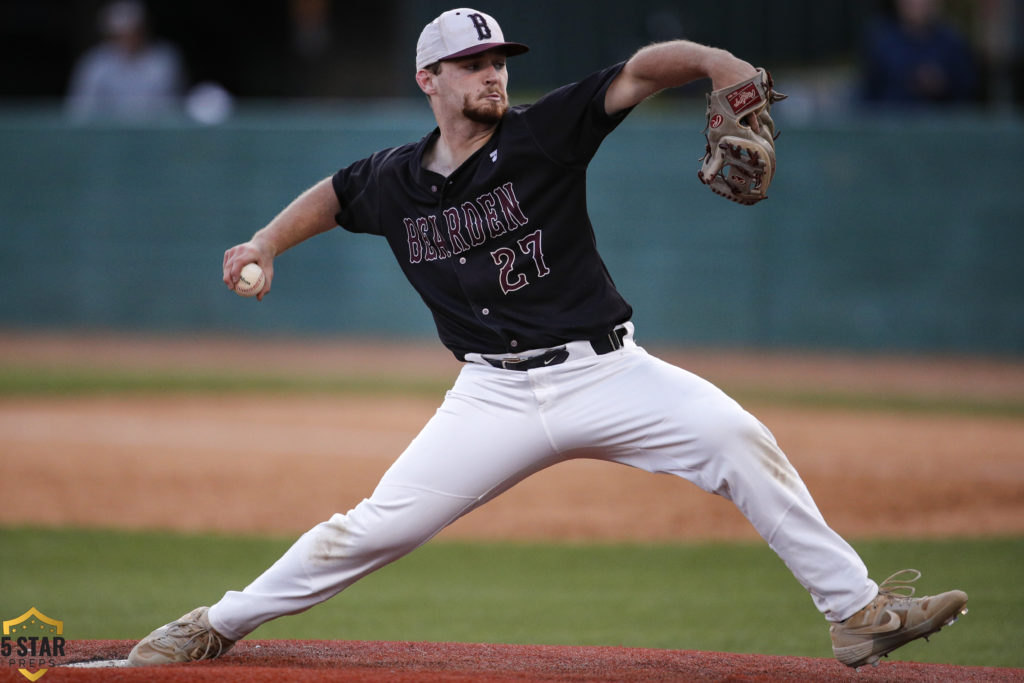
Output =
[{"x1": 2, "y1": 608, "x2": 65, "y2": 682}]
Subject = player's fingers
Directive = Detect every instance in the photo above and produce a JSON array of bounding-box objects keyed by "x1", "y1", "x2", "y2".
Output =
[
  {"x1": 223, "y1": 248, "x2": 244, "y2": 288},
  {"x1": 255, "y1": 265, "x2": 273, "y2": 301},
  {"x1": 745, "y1": 112, "x2": 761, "y2": 134},
  {"x1": 223, "y1": 243, "x2": 258, "y2": 288},
  {"x1": 222, "y1": 251, "x2": 237, "y2": 288}
]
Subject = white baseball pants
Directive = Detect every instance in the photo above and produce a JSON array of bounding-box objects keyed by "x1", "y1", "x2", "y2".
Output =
[{"x1": 208, "y1": 325, "x2": 877, "y2": 640}]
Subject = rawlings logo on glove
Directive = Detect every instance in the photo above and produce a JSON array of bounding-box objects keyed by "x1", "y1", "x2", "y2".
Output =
[
  {"x1": 698, "y1": 69, "x2": 786, "y2": 205},
  {"x1": 726, "y1": 83, "x2": 763, "y2": 113}
]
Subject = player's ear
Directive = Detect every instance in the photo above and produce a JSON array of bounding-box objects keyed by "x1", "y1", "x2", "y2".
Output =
[{"x1": 416, "y1": 68, "x2": 438, "y2": 97}]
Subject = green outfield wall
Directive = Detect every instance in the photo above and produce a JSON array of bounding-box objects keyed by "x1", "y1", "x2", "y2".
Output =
[{"x1": 1, "y1": 105, "x2": 1021, "y2": 354}]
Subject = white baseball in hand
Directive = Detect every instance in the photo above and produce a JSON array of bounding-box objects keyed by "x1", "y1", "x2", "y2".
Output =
[{"x1": 235, "y1": 263, "x2": 265, "y2": 298}]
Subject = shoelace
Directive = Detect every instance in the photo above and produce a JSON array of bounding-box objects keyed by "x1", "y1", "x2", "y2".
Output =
[
  {"x1": 155, "y1": 620, "x2": 227, "y2": 659},
  {"x1": 877, "y1": 568, "x2": 921, "y2": 598}
]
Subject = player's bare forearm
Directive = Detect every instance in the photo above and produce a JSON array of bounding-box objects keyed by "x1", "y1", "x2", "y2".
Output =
[
  {"x1": 223, "y1": 176, "x2": 339, "y2": 299},
  {"x1": 250, "y1": 177, "x2": 339, "y2": 259},
  {"x1": 605, "y1": 40, "x2": 757, "y2": 114}
]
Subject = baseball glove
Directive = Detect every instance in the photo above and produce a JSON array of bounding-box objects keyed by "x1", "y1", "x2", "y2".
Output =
[{"x1": 698, "y1": 68, "x2": 786, "y2": 205}]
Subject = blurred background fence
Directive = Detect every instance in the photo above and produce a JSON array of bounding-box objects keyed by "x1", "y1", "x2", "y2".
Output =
[{"x1": 2, "y1": 0, "x2": 1023, "y2": 354}]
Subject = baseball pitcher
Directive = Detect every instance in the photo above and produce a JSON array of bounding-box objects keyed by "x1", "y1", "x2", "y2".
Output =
[{"x1": 129, "y1": 8, "x2": 967, "y2": 670}]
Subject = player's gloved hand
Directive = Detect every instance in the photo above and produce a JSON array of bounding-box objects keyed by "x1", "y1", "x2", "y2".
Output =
[{"x1": 697, "y1": 68, "x2": 786, "y2": 205}]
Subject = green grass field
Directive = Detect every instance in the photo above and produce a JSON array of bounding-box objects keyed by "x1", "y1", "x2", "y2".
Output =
[
  {"x1": 1, "y1": 526, "x2": 1020, "y2": 668},
  {"x1": 2, "y1": 364, "x2": 1023, "y2": 417}
]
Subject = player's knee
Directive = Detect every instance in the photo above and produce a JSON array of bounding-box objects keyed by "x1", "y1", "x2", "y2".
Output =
[
  {"x1": 697, "y1": 406, "x2": 800, "y2": 491},
  {"x1": 304, "y1": 507, "x2": 422, "y2": 565}
]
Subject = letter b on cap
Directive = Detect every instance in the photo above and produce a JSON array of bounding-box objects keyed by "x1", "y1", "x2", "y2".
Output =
[{"x1": 468, "y1": 13, "x2": 491, "y2": 40}]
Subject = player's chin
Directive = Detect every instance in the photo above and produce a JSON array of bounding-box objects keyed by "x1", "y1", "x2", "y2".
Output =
[{"x1": 463, "y1": 100, "x2": 507, "y2": 124}]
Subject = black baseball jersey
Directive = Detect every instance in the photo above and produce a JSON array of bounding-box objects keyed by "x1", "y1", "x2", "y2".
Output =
[{"x1": 332, "y1": 63, "x2": 634, "y2": 360}]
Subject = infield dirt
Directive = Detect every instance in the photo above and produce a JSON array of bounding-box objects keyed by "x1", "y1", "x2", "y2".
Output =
[{"x1": 2, "y1": 332, "x2": 1022, "y2": 541}]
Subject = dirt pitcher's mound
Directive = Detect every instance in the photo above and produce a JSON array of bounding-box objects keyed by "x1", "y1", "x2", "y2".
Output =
[{"x1": 29, "y1": 639, "x2": 1022, "y2": 682}]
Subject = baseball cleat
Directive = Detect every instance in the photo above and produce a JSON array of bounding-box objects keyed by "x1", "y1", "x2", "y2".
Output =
[
  {"x1": 127, "y1": 606, "x2": 235, "y2": 666},
  {"x1": 830, "y1": 569, "x2": 967, "y2": 669}
]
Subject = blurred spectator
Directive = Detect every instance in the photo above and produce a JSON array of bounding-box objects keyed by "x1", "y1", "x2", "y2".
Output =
[
  {"x1": 66, "y1": 1, "x2": 186, "y2": 121},
  {"x1": 860, "y1": 0, "x2": 979, "y2": 106}
]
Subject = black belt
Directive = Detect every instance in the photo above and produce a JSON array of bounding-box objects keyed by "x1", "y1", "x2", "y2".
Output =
[{"x1": 485, "y1": 325, "x2": 628, "y2": 371}]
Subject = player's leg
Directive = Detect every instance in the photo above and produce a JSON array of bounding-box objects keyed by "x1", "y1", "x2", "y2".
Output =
[
  {"x1": 204, "y1": 363, "x2": 558, "y2": 642},
  {"x1": 544, "y1": 344, "x2": 966, "y2": 666},
  {"x1": 539, "y1": 345, "x2": 876, "y2": 621},
  {"x1": 624, "y1": 355, "x2": 967, "y2": 667}
]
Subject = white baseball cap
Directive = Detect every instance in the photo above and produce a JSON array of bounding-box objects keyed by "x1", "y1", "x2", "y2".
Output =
[{"x1": 416, "y1": 8, "x2": 529, "y2": 70}]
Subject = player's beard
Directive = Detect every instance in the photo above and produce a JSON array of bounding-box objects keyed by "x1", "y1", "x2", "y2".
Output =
[{"x1": 463, "y1": 91, "x2": 508, "y2": 124}]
